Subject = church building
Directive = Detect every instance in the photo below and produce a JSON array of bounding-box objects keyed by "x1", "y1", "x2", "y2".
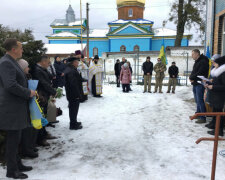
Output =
[{"x1": 46, "y1": 0, "x2": 191, "y2": 57}]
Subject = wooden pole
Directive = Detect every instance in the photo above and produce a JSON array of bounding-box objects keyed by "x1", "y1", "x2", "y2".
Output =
[
  {"x1": 80, "y1": 0, "x2": 83, "y2": 50},
  {"x1": 211, "y1": 115, "x2": 221, "y2": 180},
  {"x1": 189, "y1": 112, "x2": 225, "y2": 180},
  {"x1": 86, "y1": 2, "x2": 89, "y2": 61}
]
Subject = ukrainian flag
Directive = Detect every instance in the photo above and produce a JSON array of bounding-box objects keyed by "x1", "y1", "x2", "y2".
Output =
[
  {"x1": 158, "y1": 40, "x2": 168, "y2": 66},
  {"x1": 206, "y1": 44, "x2": 211, "y2": 78}
]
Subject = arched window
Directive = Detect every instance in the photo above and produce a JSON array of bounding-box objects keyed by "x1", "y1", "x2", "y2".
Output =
[
  {"x1": 128, "y1": 8, "x2": 133, "y2": 17},
  {"x1": 93, "y1": 47, "x2": 98, "y2": 56},
  {"x1": 120, "y1": 45, "x2": 126, "y2": 52},
  {"x1": 134, "y1": 45, "x2": 140, "y2": 52}
]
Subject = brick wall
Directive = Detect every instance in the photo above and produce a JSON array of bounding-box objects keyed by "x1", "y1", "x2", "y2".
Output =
[{"x1": 118, "y1": 6, "x2": 144, "y2": 20}]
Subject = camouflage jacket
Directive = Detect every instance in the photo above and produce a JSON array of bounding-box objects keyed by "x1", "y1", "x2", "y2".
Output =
[{"x1": 154, "y1": 63, "x2": 167, "y2": 79}]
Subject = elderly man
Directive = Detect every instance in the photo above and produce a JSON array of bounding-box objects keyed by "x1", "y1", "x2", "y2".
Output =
[
  {"x1": 189, "y1": 49, "x2": 209, "y2": 123},
  {"x1": 0, "y1": 39, "x2": 36, "y2": 179}
]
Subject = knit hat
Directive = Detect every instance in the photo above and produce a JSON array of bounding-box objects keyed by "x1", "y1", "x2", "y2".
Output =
[
  {"x1": 75, "y1": 50, "x2": 81, "y2": 56},
  {"x1": 18, "y1": 59, "x2": 29, "y2": 70},
  {"x1": 124, "y1": 63, "x2": 128, "y2": 68},
  {"x1": 214, "y1": 56, "x2": 225, "y2": 66},
  {"x1": 211, "y1": 54, "x2": 221, "y2": 61}
]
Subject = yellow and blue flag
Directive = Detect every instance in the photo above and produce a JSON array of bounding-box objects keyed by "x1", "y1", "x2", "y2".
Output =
[
  {"x1": 206, "y1": 44, "x2": 211, "y2": 78},
  {"x1": 158, "y1": 40, "x2": 168, "y2": 66}
]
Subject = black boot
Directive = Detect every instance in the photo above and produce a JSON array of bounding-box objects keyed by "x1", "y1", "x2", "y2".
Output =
[
  {"x1": 70, "y1": 123, "x2": 83, "y2": 130},
  {"x1": 207, "y1": 129, "x2": 224, "y2": 136},
  {"x1": 6, "y1": 171, "x2": 28, "y2": 179}
]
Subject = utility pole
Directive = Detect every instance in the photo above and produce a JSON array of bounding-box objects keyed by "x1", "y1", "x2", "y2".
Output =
[
  {"x1": 80, "y1": 0, "x2": 83, "y2": 50},
  {"x1": 86, "y1": 2, "x2": 90, "y2": 61}
]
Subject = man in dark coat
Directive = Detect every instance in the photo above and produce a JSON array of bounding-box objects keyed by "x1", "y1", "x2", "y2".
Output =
[
  {"x1": 142, "y1": 56, "x2": 153, "y2": 93},
  {"x1": 119, "y1": 57, "x2": 126, "y2": 73},
  {"x1": 64, "y1": 57, "x2": 83, "y2": 130},
  {"x1": 0, "y1": 39, "x2": 36, "y2": 179},
  {"x1": 32, "y1": 56, "x2": 57, "y2": 146},
  {"x1": 167, "y1": 62, "x2": 179, "y2": 93},
  {"x1": 114, "y1": 59, "x2": 120, "y2": 87},
  {"x1": 54, "y1": 56, "x2": 65, "y2": 88},
  {"x1": 189, "y1": 49, "x2": 209, "y2": 123}
]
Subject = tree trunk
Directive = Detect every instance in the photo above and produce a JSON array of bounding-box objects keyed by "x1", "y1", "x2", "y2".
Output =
[{"x1": 175, "y1": 0, "x2": 185, "y2": 46}]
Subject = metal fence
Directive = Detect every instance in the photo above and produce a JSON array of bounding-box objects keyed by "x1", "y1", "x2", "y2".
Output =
[{"x1": 102, "y1": 52, "x2": 194, "y2": 86}]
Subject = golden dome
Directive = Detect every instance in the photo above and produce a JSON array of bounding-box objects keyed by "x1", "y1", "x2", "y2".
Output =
[{"x1": 117, "y1": 0, "x2": 146, "y2": 7}]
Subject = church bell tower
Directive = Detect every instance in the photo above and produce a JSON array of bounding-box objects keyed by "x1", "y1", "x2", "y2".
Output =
[{"x1": 117, "y1": 0, "x2": 146, "y2": 20}]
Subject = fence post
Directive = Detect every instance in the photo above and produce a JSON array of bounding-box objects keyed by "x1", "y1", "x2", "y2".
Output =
[{"x1": 186, "y1": 52, "x2": 189, "y2": 86}]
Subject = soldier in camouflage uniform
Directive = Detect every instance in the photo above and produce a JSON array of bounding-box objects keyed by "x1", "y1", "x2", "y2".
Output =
[{"x1": 153, "y1": 58, "x2": 167, "y2": 93}]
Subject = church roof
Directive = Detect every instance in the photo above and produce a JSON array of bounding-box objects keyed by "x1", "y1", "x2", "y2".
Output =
[
  {"x1": 83, "y1": 29, "x2": 109, "y2": 38},
  {"x1": 154, "y1": 28, "x2": 190, "y2": 37},
  {"x1": 47, "y1": 31, "x2": 78, "y2": 38},
  {"x1": 44, "y1": 44, "x2": 86, "y2": 55},
  {"x1": 117, "y1": 0, "x2": 145, "y2": 7},
  {"x1": 108, "y1": 19, "x2": 153, "y2": 25},
  {"x1": 50, "y1": 18, "x2": 86, "y2": 26}
]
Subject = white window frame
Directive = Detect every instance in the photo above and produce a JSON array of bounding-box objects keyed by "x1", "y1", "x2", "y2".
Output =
[
  {"x1": 222, "y1": 17, "x2": 225, "y2": 56},
  {"x1": 128, "y1": 8, "x2": 133, "y2": 17}
]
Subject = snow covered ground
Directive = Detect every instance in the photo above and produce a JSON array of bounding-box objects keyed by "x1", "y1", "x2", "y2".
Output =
[{"x1": 1, "y1": 85, "x2": 225, "y2": 180}]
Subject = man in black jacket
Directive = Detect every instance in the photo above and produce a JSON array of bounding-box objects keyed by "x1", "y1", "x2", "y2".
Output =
[
  {"x1": 32, "y1": 56, "x2": 57, "y2": 146},
  {"x1": 189, "y1": 49, "x2": 209, "y2": 123},
  {"x1": 64, "y1": 57, "x2": 83, "y2": 130},
  {"x1": 142, "y1": 56, "x2": 153, "y2": 93},
  {"x1": 114, "y1": 59, "x2": 120, "y2": 87},
  {"x1": 167, "y1": 62, "x2": 179, "y2": 93}
]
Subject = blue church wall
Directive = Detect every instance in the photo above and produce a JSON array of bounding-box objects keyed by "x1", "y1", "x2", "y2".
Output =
[
  {"x1": 83, "y1": 40, "x2": 109, "y2": 57},
  {"x1": 116, "y1": 26, "x2": 145, "y2": 34},
  {"x1": 110, "y1": 38, "x2": 151, "y2": 52},
  {"x1": 53, "y1": 29, "x2": 82, "y2": 34},
  {"x1": 49, "y1": 40, "x2": 80, "y2": 44},
  {"x1": 151, "y1": 38, "x2": 189, "y2": 51}
]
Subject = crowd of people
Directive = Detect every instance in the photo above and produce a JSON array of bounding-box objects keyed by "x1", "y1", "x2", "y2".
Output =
[
  {"x1": 0, "y1": 37, "x2": 225, "y2": 180},
  {"x1": 0, "y1": 38, "x2": 103, "y2": 179},
  {"x1": 114, "y1": 56, "x2": 179, "y2": 94},
  {"x1": 189, "y1": 49, "x2": 225, "y2": 137}
]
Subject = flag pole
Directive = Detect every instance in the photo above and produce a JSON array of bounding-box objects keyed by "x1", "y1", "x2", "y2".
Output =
[{"x1": 80, "y1": 0, "x2": 83, "y2": 51}]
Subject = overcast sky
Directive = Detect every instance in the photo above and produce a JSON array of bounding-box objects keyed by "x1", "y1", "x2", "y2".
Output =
[{"x1": 0, "y1": 0, "x2": 198, "y2": 45}]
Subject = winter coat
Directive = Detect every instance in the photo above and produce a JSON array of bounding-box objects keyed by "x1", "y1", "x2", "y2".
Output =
[
  {"x1": 54, "y1": 61, "x2": 65, "y2": 87},
  {"x1": 208, "y1": 64, "x2": 225, "y2": 109},
  {"x1": 168, "y1": 65, "x2": 179, "y2": 78},
  {"x1": 129, "y1": 66, "x2": 133, "y2": 74},
  {"x1": 64, "y1": 64, "x2": 82, "y2": 101},
  {"x1": 189, "y1": 54, "x2": 209, "y2": 86},
  {"x1": 120, "y1": 66, "x2": 131, "y2": 84},
  {"x1": 114, "y1": 63, "x2": 120, "y2": 76},
  {"x1": 153, "y1": 62, "x2": 167, "y2": 79},
  {"x1": 32, "y1": 64, "x2": 56, "y2": 104},
  {"x1": 0, "y1": 54, "x2": 30, "y2": 130},
  {"x1": 119, "y1": 61, "x2": 125, "y2": 73},
  {"x1": 142, "y1": 61, "x2": 153, "y2": 75}
]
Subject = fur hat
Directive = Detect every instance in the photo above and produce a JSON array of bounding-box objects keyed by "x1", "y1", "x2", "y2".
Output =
[
  {"x1": 18, "y1": 59, "x2": 29, "y2": 70},
  {"x1": 75, "y1": 50, "x2": 81, "y2": 56},
  {"x1": 214, "y1": 56, "x2": 225, "y2": 66}
]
